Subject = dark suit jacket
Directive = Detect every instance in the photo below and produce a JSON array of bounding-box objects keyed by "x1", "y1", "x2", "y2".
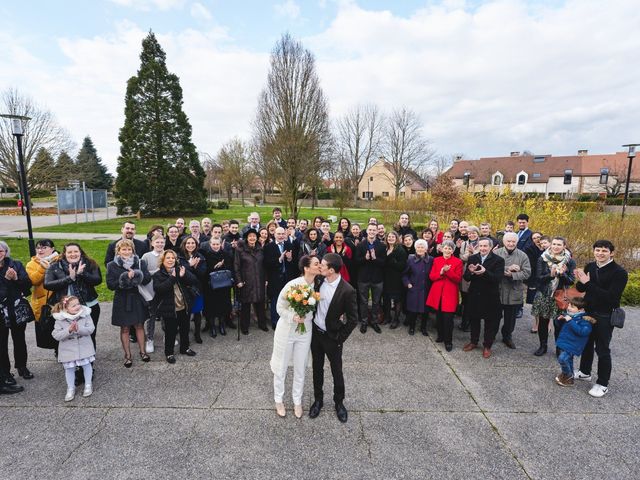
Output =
[
  {"x1": 263, "y1": 240, "x2": 297, "y2": 296},
  {"x1": 463, "y1": 252, "x2": 505, "y2": 315},
  {"x1": 314, "y1": 276, "x2": 358, "y2": 344},
  {"x1": 104, "y1": 238, "x2": 149, "y2": 267},
  {"x1": 516, "y1": 229, "x2": 533, "y2": 251}
]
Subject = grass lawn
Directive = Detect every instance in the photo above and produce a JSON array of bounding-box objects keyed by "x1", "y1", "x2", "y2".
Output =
[
  {"x1": 31, "y1": 204, "x2": 385, "y2": 234},
  {"x1": 6, "y1": 238, "x2": 114, "y2": 301}
]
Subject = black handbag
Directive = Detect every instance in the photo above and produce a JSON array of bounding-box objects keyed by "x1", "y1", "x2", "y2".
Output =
[
  {"x1": 35, "y1": 294, "x2": 58, "y2": 350},
  {"x1": 210, "y1": 270, "x2": 234, "y2": 290},
  {"x1": 610, "y1": 307, "x2": 625, "y2": 328}
]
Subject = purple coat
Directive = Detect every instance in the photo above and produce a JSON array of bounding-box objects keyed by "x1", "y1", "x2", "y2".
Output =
[{"x1": 401, "y1": 254, "x2": 433, "y2": 313}]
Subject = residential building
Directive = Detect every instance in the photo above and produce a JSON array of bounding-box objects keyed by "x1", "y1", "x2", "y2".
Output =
[
  {"x1": 358, "y1": 157, "x2": 429, "y2": 200},
  {"x1": 445, "y1": 150, "x2": 639, "y2": 196}
]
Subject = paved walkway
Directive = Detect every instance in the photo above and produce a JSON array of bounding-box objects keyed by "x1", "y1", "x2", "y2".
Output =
[{"x1": 1, "y1": 304, "x2": 638, "y2": 479}]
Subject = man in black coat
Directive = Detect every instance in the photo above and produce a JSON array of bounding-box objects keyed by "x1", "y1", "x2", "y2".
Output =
[
  {"x1": 263, "y1": 227, "x2": 297, "y2": 329},
  {"x1": 354, "y1": 223, "x2": 386, "y2": 334},
  {"x1": 104, "y1": 221, "x2": 149, "y2": 266},
  {"x1": 575, "y1": 239, "x2": 628, "y2": 398},
  {"x1": 462, "y1": 238, "x2": 505, "y2": 358},
  {"x1": 309, "y1": 253, "x2": 358, "y2": 423}
]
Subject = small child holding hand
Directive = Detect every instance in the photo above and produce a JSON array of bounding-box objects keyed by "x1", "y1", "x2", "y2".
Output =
[
  {"x1": 554, "y1": 296, "x2": 596, "y2": 387},
  {"x1": 52, "y1": 296, "x2": 96, "y2": 401}
]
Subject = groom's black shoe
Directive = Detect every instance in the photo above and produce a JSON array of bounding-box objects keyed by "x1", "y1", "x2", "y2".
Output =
[
  {"x1": 335, "y1": 403, "x2": 348, "y2": 423},
  {"x1": 370, "y1": 322, "x2": 381, "y2": 334},
  {"x1": 360, "y1": 324, "x2": 367, "y2": 334},
  {"x1": 309, "y1": 400, "x2": 323, "y2": 419}
]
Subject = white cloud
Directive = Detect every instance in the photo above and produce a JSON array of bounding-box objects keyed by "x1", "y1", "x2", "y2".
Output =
[
  {"x1": 306, "y1": 0, "x2": 640, "y2": 157},
  {"x1": 190, "y1": 2, "x2": 212, "y2": 21},
  {"x1": 2, "y1": 0, "x2": 639, "y2": 175},
  {"x1": 274, "y1": 0, "x2": 301, "y2": 20}
]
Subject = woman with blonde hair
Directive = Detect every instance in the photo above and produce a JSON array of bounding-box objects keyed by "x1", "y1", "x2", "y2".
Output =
[{"x1": 106, "y1": 239, "x2": 151, "y2": 367}]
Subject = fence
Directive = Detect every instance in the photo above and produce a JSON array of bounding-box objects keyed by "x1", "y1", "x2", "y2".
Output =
[{"x1": 55, "y1": 185, "x2": 109, "y2": 224}]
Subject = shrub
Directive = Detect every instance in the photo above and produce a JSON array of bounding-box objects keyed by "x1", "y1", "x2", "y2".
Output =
[
  {"x1": 622, "y1": 272, "x2": 640, "y2": 306},
  {"x1": 211, "y1": 200, "x2": 229, "y2": 210}
]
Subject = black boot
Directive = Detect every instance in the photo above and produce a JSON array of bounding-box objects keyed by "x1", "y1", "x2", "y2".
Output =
[
  {"x1": 420, "y1": 316, "x2": 428, "y2": 336},
  {"x1": 218, "y1": 316, "x2": 226, "y2": 336},
  {"x1": 408, "y1": 315, "x2": 416, "y2": 336},
  {"x1": 534, "y1": 344, "x2": 547, "y2": 356},
  {"x1": 390, "y1": 307, "x2": 400, "y2": 330},
  {"x1": 202, "y1": 316, "x2": 211, "y2": 333},
  {"x1": 193, "y1": 315, "x2": 203, "y2": 344}
]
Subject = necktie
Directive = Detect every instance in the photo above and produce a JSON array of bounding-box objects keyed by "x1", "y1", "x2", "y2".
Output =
[{"x1": 279, "y1": 243, "x2": 285, "y2": 273}]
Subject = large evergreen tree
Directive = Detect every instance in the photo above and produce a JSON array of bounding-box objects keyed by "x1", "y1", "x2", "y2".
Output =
[
  {"x1": 54, "y1": 151, "x2": 76, "y2": 187},
  {"x1": 76, "y1": 136, "x2": 113, "y2": 190},
  {"x1": 29, "y1": 147, "x2": 57, "y2": 190},
  {"x1": 115, "y1": 31, "x2": 206, "y2": 215}
]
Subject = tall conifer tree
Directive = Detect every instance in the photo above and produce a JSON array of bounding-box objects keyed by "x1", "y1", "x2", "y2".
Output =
[
  {"x1": 76, "y1": 136, "x2": 113, "y2": 190},
  {"x1": 115, "y1": 31, "x2": 206, "y2": 215}
]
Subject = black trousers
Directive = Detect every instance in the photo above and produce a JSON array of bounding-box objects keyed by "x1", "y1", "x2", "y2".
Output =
[
  {"x1": 240, "y1": 302, "x2": 266, "y2": 331},
  {"x1": 311, "y1": 325, "x2": 345, "y2": 404},
  {"x1": 579, "y1": 313, "x2": 614, "y2": 387},
  {"x1": 0, "y1": 320, "x2": 27, "y2": 372},
  {"x1": 163, "y1": 309, "x2": 190, "y2": 356},
  {"x1": 470, "y1": 308, "x2": 500, "y2": 348},
  {"x1": 436, "y1": 311, "x2": 454, "y2": 344},
  {"x1": 500, "y1": 304, "x2": 520, "y2": 342},
  {"x1": 538, "y1": 316, "x2": 564, "y2": 346},
  {"x1": 89, "y1": 303, "x2": 100, "y2": 351}
]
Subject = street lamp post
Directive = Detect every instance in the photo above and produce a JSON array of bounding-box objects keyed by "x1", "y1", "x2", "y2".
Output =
[
  {"x1": 621, "y1": 144, "x2": 639, "y2": 219},
  {"x1": 0, "y1": 114, "x2": 35, "y2": 256}
]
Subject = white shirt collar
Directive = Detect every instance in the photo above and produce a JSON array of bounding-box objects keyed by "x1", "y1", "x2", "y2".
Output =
[{"x1": 324, "y1": 274, "x2": 341, "y2": 288}]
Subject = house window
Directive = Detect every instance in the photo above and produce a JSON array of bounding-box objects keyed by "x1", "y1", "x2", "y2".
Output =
[
  {"x1": 600, "y1": 168, "x2": 609, "y2": 184},
  {"x1": 492, "y1": 173, "x2": 502, "y2": 186},
  {"x1": 517, "y1": 174, "x2": 526, "y2": 185},
  {"x1": 382, "y1": 192, "x2": 389, "y2": 197},
  {"x1": 362, "y1": 191, "x2": 373, "y2": 199},
  {"x1": 564, "y1": 169, "x2": 573, "y2": 185},
  {"x1": 463, "y1": 172, "x2": 471, "y2": 186},
  {"x1": 399, "y1": 192, "x2": 405, "y2": 197},
  {"x1": 532, "y1": 173, "x2": 541, "y2": 178},
  {"x1": 534, "y1": 156, "x2": 546, "y2": 163}
]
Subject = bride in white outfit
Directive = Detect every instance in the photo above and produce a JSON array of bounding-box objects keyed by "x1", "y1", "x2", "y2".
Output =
[{"x1": 270, "y1": 255, "x2": 320, "y2": 418}]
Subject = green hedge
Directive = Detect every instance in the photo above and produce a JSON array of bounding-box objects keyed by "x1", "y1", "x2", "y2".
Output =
[{"x1": 622, "y1": 271, "x2": 640, "y2": 306}]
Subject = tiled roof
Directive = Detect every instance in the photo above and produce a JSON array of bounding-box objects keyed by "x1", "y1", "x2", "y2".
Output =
[{"x1": 445, "y1": 152, "x2": 639, "y2": 183}]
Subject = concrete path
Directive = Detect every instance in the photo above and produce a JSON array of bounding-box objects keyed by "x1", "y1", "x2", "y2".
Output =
[
  {"x1": 0, "y1": 206, "x2": 121, "y2": 235},
  {"x1": 1, "y1": 304, "x2": 638, "y2": 479}
]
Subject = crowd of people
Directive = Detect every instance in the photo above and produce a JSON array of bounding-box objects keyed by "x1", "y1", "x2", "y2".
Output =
[{"x1": 0, "y1": 206, "x2": 629, "y2": 418}]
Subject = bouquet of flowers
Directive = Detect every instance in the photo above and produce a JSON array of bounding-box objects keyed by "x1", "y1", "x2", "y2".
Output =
[{"x1": 285, "y1": 284, "x2": 321, "y2": 334}]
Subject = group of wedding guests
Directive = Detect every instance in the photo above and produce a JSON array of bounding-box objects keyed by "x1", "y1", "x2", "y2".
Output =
[{"x1": 0, "y1": 208, "x2": 628, "y2": 413}]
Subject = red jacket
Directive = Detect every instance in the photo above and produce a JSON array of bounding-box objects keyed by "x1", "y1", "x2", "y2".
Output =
[{"x1": 426, "y1": 255, "x2": 463, "y2": 313}]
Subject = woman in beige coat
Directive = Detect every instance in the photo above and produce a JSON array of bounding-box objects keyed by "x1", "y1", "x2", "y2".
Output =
[{"x1": 270, "y1": 255, "x2": 320, "y2": 419}]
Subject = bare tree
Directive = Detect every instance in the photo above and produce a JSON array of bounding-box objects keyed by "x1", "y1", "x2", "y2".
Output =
[
  {"x1": 200, "y1": 151, "x2": 220, "y2": 200},
  {"x1": 216, "y1": 138, "x2": 255, "y2": 205},
  {"x1": 254, "y1": 33, "x2": 330, "y2": 218},
  {"x1": 383, "y1": 107, "x2": 433, "y2": 197},
  {"x1": 0, "y1": 88, "x2": 73, "y2": 190},
  {"x1": 249, "y1": 139, "x2": 274, "y2": 205},
  {"x1": 335, "y1": 104, "x2": 383, "y2": 202}
]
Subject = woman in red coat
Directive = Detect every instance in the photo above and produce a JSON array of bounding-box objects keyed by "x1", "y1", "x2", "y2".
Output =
[{"x1": 427, "y1": 240, "x2": 463, "y2": 352}]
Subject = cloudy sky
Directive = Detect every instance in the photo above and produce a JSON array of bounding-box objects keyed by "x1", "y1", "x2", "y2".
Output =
[{"x1": 1, "y1": 0, "x2": 638, "y2": 172}]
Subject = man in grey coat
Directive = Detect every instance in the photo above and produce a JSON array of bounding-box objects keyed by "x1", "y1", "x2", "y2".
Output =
[{"x1": 495, "y1": 232, "x2": 531, "y2": 349}]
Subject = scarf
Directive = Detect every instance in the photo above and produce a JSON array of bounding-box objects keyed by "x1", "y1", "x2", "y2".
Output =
[
  {"x1": 116, "y1": 255, "x2": 135, "y2": 270},
  {"x1": 541, "y1": 248, "x2": 570, "y2": 293}
]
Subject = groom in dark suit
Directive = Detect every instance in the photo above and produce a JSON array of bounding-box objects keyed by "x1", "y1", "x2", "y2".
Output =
[{"x1": 309, "y1": 253, "x2": 358, "y2": 423}]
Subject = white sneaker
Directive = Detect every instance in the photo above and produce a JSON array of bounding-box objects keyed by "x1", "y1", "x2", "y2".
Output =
[
  {"x1": 145, "y1": 339, "x2": 154, "y2": 353},
  {"x1": 82, "y1": 384, "x2": 93, "y2": 397},
  {"x1": 65, "y1": 388, "x2": 75, "y2": 402},
  {"x1": 589, "y1": 384, "x2": 609, "y2": 398},
  {"x1": 574, "y1": 370, "x2": 592, "y2": 381}
]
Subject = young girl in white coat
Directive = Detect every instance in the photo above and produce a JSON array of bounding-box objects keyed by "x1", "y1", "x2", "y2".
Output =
[
  {"x1": 52, "y1": 296, "x2": 96, "y2": 401},
  {"x1": 270, "y1": 255, "x2": 320, "y2": 419}
]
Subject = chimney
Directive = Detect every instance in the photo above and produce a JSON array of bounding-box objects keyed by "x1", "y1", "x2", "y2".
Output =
[
  {"x1": 510, "y1": 151, "x2": 520, "y2": 157},
  {"x1": 578, "y1": 149, "x2": 588, "y2": 156},
  {"x1": 454, "y1": 155, "x2": 463, "y2": 162}
]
